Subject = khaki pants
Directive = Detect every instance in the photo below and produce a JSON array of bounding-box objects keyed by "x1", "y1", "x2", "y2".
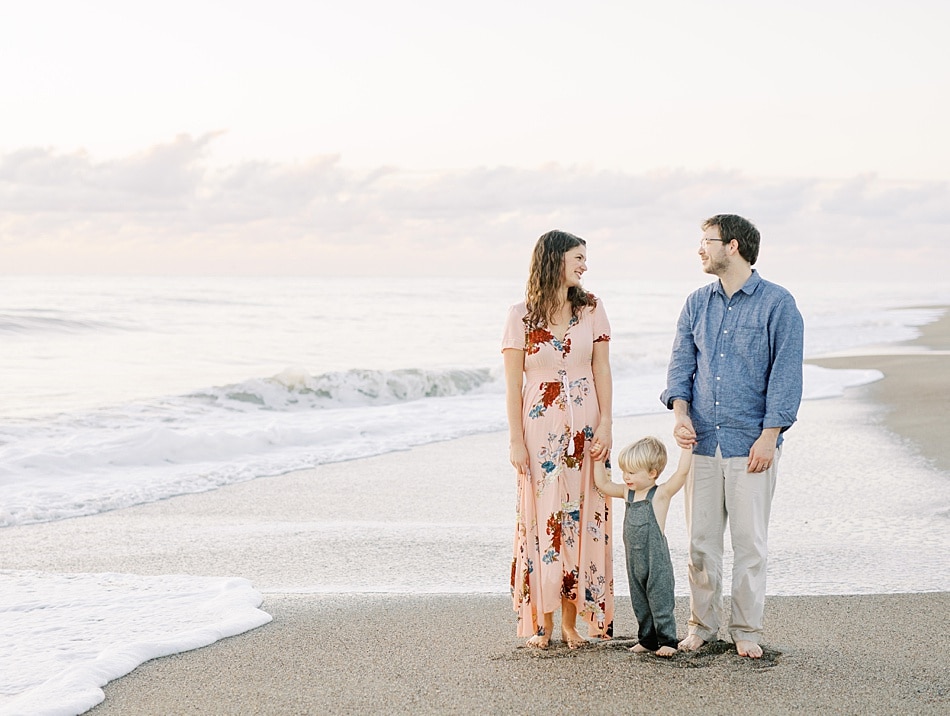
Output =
[{"x1": 684, "y1": 446, "x2": 779, "y2": 644}]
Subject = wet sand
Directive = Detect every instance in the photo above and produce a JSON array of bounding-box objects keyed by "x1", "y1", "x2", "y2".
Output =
[
  {"x1": 61, "y1": 306, "x2": 950, "y2": 714},
  {"x1": 807, "y1": 305, "x2": 950, "y2": 473},
  {"x1": 88, "y1": 592, "x2": 950, "y2": 715}
]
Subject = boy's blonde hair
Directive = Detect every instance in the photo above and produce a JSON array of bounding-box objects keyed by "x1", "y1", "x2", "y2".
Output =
[{"x1": 616, "y1": 436, "x2": 668, "y2": 476}]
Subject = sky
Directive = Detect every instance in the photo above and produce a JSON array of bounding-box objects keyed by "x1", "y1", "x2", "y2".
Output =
[{"x1": 2, "y1": 0, "x2": 949, "y2": 281}]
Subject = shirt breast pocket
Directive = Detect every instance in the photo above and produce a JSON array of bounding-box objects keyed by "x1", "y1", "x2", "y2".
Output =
[{"x1": 732, "y1": 323, "x2": 769, "y2": 364}]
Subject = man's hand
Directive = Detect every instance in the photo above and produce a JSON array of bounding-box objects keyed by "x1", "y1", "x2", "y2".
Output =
[
  {"x1": 747, "y1": 429, "x2": 780, "y2": 473},
  {"x1": 672, "y1": 401, "x2": 697, "y2": 449}
]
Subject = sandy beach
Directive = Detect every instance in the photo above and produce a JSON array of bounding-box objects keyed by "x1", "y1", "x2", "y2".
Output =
[
  {"x1": 89, "y1": 592, "x2": 949, "y2": 714},
  {"x1": 7, "y1": 307, "x2": 949, "y2": 714},
  {"x1": 807, "y1": 305, "x2": 950, "y2": 474}
]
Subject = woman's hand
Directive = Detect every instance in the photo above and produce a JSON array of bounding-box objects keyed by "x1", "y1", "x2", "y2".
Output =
[
  {"x1": 509, "y1": 440, "x2": 530, "y2": 477},
  {"x1": 590, "y1": 421, "x2": 612, "y2": 460}
]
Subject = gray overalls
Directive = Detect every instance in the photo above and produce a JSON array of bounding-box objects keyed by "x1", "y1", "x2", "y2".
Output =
[{"x1": 623, "y1": 485, "x2": 678, "y2": 650}]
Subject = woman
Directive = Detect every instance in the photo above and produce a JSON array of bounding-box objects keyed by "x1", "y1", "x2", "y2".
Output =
[{"x1": 501, "y1": 229, "x2": 614, "y2": 648}]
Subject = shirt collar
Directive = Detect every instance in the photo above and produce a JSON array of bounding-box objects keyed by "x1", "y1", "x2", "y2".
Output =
[{"x1": 714, "y1": 268, "x2": 761, "y2": 298}]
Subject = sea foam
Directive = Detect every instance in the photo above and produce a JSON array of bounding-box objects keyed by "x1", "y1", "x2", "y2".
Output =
[{"x1": 0, "y1": 572, "x2": 271, "y2": 716}]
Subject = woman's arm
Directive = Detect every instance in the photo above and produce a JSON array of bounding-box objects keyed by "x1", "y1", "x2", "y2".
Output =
[
  {"x1": 503, "y1": 348, "x2": 529, "y2": 476},
  {"x1": 590, "y1": 339, "x2": 613, "y2": 458}
]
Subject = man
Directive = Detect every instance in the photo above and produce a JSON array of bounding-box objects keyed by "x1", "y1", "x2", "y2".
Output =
[{"x1": 660, "y1": 214, "x2": 804, "y2": 658}]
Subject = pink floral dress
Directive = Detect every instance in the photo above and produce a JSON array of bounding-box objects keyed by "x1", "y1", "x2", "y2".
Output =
[{"x1": 501, "y1": 298, "x2": 614, "y2": 638}]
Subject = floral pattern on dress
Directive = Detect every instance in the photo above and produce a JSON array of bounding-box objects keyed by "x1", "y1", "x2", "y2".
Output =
[
  {"x1": 580, "y1": 560, "x2": 612, "y2": 635},
  {"x1": 528, "y1": 382, "x2": 564, "y2": 419},
  {"x1": 562, "y1": 568, "x2": 579, "y2": 601},
  {"x1": 501, "y1": 297, "x2": 614, "y2": 639}
]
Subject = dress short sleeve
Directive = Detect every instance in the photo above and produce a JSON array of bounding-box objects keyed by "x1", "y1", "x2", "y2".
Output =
[
  {"x1": 591, "y1": 297, "x2": 611, "y2": 343},
  {"x1": 501, "y1": 302, "x2": 527, "y2": 352}
]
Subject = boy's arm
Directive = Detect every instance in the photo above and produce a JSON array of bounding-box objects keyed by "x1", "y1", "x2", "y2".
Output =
[
  {"x1": 593, "y1": 456, "x2": 626, "y2": 499},
  {"x1": 660, "y1": 447, "x2": 693, "y2": 497}
]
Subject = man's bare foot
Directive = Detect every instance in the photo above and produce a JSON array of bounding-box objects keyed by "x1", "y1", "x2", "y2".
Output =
[
  {"x1": 678, "y1": 634, "x2": 705, "y2": 651},
  {"x1": 735, "y1": 639, "x2": 763, "y2": 658},
  {"x1": 629, "y1": 643, "x2": 649, "y2": 653},
  {"x1": 526, "y1": 632, "x2": 550, "y2": 649},
  {"x1": 656, "y1": 646, "x2": 676, "y2": 657}
]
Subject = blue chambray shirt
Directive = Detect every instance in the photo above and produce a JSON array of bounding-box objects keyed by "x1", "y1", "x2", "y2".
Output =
[{"x1": 660, "y1": 270, "x2": 804, "y2": 458}]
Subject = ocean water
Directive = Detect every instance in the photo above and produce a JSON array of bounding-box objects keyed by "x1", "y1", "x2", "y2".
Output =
[
  {"x1": 0, "y1": 573, "x2": 270, "y2": 716},
  {"x1": 2, "y1": 275, "x2": 944, "y2": 527},
  {"x1": 2, "y1": 275, "x2": 949, "y2": 715}
]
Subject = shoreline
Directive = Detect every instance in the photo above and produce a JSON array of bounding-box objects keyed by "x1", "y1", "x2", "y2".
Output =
[
  {"x1": 807, "y1": 304, "x2": 950, "y2": 473},
  {"x1": 12, "y1": 306, "x2": 950, "y2": 714},
  {"x1": 87, "y1": 592, "x2": 949, "y2": 714}
]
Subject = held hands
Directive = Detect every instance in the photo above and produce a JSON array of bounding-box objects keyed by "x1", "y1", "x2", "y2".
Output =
[
  {"x1": 590, "y1": 422, "x2": 612, "y2": 461},
  {"x1": 673, "y1": 416, "x2": 697, "y2": 449}
]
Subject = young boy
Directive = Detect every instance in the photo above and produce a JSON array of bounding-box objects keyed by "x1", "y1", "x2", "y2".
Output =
[{"x1": 594, "y1": 436, "x2": 692, "y2": 656}]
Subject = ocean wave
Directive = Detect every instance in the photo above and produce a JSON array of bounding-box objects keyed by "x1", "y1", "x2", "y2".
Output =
[
  {"x1": 0, "y1": 362, "x2": 904, "y2": 528},
  {"x1": 0, "y1": 312, "x2": 128, "y2": 334},
  {"x1": 187, "y1": 366, "x2": 497, "y2": 411}
]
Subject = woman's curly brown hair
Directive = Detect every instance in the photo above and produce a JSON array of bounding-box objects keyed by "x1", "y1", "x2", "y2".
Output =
[{"x1": 524, "y1": 230, "x2": 597, "y2": 329}]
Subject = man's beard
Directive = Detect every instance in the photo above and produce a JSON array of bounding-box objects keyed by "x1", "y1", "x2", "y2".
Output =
[{"x1": 703, "y1": 253, "x2": 729, "y2": 275}]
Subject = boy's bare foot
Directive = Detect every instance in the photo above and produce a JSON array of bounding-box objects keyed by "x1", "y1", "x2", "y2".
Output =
[
  {"x1": 656, "y1": 646, "x2": 676, "y2": 657},
  {"x1": 735, "y1": 639, "x2": 763, "y2": 658},
  {"x1": 526, "y1": 632, "x2": 550, "y2": 649},
  {"x1": 629, "y1": 643, "x2": 649, "y2": 653},
  {"x1": 677, "y1": 634, "x2": 705, "y2": 651}
]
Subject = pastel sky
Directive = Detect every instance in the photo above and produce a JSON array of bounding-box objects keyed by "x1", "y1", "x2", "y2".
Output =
[{"x1": 2, "y1": 0, "x2": 948, "y2": 281}]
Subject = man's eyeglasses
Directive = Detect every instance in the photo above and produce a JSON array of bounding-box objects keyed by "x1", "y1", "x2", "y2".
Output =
[{"x1": 699, "y1": 238, "x2": 730, "y2": 249}]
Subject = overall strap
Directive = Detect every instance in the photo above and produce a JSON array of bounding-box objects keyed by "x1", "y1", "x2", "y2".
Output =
[{"x1": 646, "y1": 485, "x2": 659, "y2": 501}]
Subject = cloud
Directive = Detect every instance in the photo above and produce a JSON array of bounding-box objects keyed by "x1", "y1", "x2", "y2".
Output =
[
  {"x1": 1, "y1": 135, "x2": 947, "y2": 280},
  {"x1": 0, "y1": 134, "x2": 217, "y2": 213},
  {"x1": 820, "y1": 174, "x2": 950, "y2": 223}
]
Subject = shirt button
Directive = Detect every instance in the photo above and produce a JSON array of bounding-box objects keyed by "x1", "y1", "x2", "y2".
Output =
[
  {"x1": 715, "y1": 401, "x2": 720, "y2": 405},
  {"x1": 720, "y1": 353, "x2": 724, "y2": 357},
  {"x1": 716, "y1": 425, "x2": 720, "y2": 429},
  {"x1": 716, "y1": 376, "x2": 721, "y2": 381},
  {"x1": 724, "y1": 329, "x2": 729, "y2": 334},
  {"x1": 728, "y1": 307, "x2": 732, "y2": 311}
]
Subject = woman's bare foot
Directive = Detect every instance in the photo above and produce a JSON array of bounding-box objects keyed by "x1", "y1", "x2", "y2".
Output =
[
  {"x1": 525, "y1": 612, "x2": 556, "y2": 649},
  {"x1": 735, "y1": 639, "x2": 763, "y2": 658},
  {"x1": 656, "y1": 646, "x2": 676, "y2": 657},
  {"x1": 677, "y1": 634, "x2": 705, "y2": 651},
  {"x1": 629, "y1": 643, "x2": 650, "y2": 653},
  {"x1": 526, "y1": 630, "x2": 550, "y2": 649},
  {"x1": 559, "y1": 599, "x2": 585, "y2": 648},
  {"x1": 561, "y1": 625, "x2": 587, "y2": 649}
]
